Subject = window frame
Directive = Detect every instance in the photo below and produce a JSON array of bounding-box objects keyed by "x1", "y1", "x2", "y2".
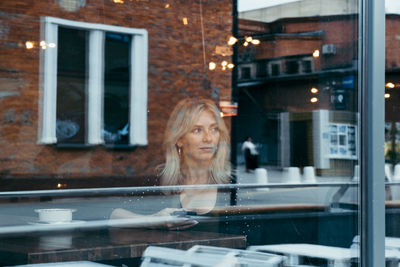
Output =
[
  {"x1": 39, "y1": 16, "x2": 148, "y2": 147},
  {"x1": 359, "y1": 0, "x2": 386, "y2": 266}
]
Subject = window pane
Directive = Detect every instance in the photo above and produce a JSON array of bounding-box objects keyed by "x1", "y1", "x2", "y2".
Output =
[
  {"x1": 56, "y1": 27, "x2": 88, "y2": 144},
  {"x1": 235, "y1": 0, "x2": 360, "y2": 264},
  {"x1": 0, "y1": 1, "x2": 367, "y2": 266},
  {"x1": 386, "y1": 0, "x2": 400, "y2": 256},
  {"x1": 103, "y1": 32, "x2": 131, "y2": 145}
]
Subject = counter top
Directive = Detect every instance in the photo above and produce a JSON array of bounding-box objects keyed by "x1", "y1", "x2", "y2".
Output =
[{"x1": 0, "y1": 228, "x2": 246, "y2": 265}]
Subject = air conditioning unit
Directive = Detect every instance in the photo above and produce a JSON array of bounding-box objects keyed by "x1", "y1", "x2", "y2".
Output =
[{"x1": 322, "y1": 44, "x2": 337, "y2": 55}]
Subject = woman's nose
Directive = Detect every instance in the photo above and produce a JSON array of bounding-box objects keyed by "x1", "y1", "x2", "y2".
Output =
[{"x1": 202, "y1": 130, "x2": 212, "y2": 142}]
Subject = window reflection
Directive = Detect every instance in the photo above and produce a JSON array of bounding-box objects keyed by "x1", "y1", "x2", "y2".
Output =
[
  {"x1": 0, "y1": 0, "x2": 368, "y2": 266},
  {"x1": 386, "y1": 0, "x2": 400, "y2": 256},
  {"x1": 237, "y1": 3, "x2": 358, "y2": 177},
  {"x1": 56, "y1": 27, "x2": 88, "y2": 144},
  {"x1": 40, "y1": 17, "x2": 148, "y2": 147},
  {"x1": 103, "y1": 33, "x2": 131, "y2": 145}
]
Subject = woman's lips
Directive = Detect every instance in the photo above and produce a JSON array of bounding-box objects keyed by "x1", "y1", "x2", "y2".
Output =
[{"x1": 199, "y1": 147, "x2": 214, "y2": 152}]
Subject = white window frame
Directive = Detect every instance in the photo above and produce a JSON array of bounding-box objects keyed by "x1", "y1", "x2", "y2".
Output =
[
  {"x1": 39, "y1": 16, "x2": 148, "y2": 146},
  {"x1": 301, "y1": 57, "x2": 314, "y2": 73},
  {"x1": 268, "y1": 61, "x2": 281, "y2": 76}
]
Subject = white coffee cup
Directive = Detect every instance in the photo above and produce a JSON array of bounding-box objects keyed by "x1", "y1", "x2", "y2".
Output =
[{"x1": 35, "y1": 208, "x2": 76, "y2": 223}]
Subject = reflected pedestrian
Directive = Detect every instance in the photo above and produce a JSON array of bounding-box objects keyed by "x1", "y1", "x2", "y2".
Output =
[{"x1": 242, "y1": 137, "x2": 258, "y2": 173}]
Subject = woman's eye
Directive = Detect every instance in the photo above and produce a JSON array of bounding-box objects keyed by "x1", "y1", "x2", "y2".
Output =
[
  {"x1": 211, "y1": 127, "x2": 219, "y2": 132},
  {"x1": 192, "y1": 128, "x2": 201, "y2": 133}
]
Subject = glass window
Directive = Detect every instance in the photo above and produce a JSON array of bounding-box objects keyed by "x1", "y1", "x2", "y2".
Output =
[
  {"x1": 40, "y1": 17, "x2": 148, "y2": 147},
  {"x1": 386, "y1": 0, "x2": 400, "y2": 261},
  {"x1": 235, "y1": 0, "x2": 361, "y2": 265},
  {"x1": 103, "y1": 32, "x2": 131, "y2": 145},
  {"x1": 56, "y1": 27, "x2": 88, "y2": 144},
  {"x1": 285, "y1": 59, "x2": 299, "y2": 74},
  {"x1": 0, "y1": 0, "x2": 389, "y2": 266}
]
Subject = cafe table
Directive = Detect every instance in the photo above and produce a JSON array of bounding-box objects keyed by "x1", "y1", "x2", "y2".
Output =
[{"x1": 0, "y1": 226, "x2": 246, "y2": 266}]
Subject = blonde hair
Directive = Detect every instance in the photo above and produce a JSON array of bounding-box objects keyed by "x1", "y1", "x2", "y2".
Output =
[{"x1": 159, "y1": 98, "x2": 231, "y2": 186}]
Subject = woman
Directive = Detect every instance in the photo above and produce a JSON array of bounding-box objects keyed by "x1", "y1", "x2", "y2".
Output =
[{"x1": 110, "y1": 98, "x2": 231, "y2": 228}]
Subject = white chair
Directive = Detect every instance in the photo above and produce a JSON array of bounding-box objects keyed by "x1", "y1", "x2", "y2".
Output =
[
  {"x1": 249, "y1": 244, "x2": 352, "y2": 267},
  {"x1": 353, "y1": 235, "x2": 400, "y2": 251},
  {"x1": 140, "y1": 245, "x2": 284, "y2": 267},
  {"x1": 188, "y1": 245, "x2": 284, "y2": 266},
  {"x1": 140, "y1": 246, "x2": 219, "y2": 267},
  {"x1": 249, "y1": 239, "x2": 400, "y2": 267}
]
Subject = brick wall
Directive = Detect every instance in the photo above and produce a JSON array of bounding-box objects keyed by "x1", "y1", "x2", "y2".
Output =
[
  {"x1": 0, "y1": 0, "x2": 233, "y2": 185},
  {"x1": 239, "y1": 15, "x2": 359, "y2": 70}
]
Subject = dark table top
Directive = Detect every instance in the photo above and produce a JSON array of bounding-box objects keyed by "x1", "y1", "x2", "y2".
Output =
[{"x1": 0, "y1": 228, "x2": 246, "y2": 265}]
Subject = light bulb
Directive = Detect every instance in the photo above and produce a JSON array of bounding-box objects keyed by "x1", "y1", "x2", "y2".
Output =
[
  {"x1": 209, "y1": 62, "x2": 216, "y2": 70},
  {"x1": 25, "y1": 41, "x2": 34, "y2": 49},
  {"x1": 227, "y1": 36, "x2": 238, "y2": 46},
  {"x1": 386, "y1": 82, "x2": 395, "y2": 88}
]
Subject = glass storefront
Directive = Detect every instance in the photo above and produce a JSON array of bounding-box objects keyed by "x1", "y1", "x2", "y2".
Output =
[
  {"x1": 0, "y1": 0, "x2": 388, "y2": 266},
  {"x1": 385, "y1": 0, "x2": 400, "y2": 265}
]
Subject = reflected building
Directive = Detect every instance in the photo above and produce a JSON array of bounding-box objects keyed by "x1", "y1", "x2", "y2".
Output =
[
  {"x1": 385, "y1": 14, "x2": 400, "y2": 165},
  {"x1": 236, "y1": 0, "x2": 360, "y2": 176}
]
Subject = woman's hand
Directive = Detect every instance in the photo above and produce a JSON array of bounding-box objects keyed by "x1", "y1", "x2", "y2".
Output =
[
  {"x1": 151, "y1": 208, "x2": 198, "y2": 230},
  {"x1": 109, "y1": 208, "x2": 198, "y2": 230}
]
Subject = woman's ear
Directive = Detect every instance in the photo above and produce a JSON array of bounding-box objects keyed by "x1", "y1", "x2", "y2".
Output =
[{"x1": 176, "y1": 140, "x2": 182, "y2": 148}]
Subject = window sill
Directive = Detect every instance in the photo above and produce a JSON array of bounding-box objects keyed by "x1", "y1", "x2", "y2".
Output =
[
  {"x1": 55, "y1": 143, "x2": 96, "y2": 149},
  {"x1": 54, "y1": 143, "x2": 141, "y2": 150}
]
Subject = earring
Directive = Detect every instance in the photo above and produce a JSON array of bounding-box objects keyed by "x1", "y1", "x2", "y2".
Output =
[{"x1": 178, "y1": 147, "x2": 182, "y2": 157}]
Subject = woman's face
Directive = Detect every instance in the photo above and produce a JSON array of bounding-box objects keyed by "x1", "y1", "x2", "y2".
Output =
[{"x1": 177, "y1": 110, "x2": 220, "y2": 164}]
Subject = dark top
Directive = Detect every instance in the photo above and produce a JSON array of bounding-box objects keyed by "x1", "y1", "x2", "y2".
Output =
[{"x1": 117, "y1": 189, "x2": 231, "y2": 215}]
